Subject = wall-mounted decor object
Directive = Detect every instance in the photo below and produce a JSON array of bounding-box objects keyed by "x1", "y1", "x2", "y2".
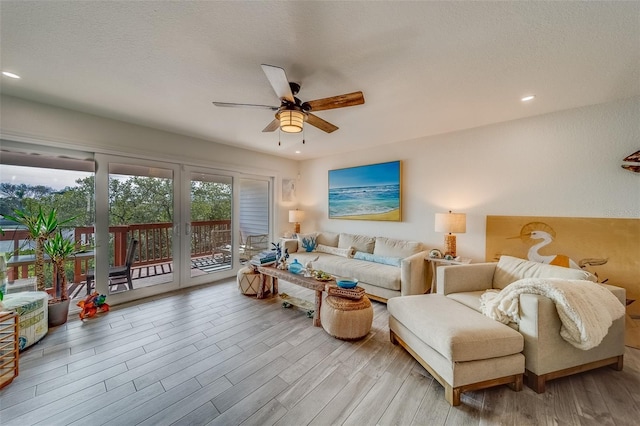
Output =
[
  {"x1": 328, "y1": 161, "x2": 401, "y2": 221},
  {"x1": 486, "y1": 215, "x2": 640, "y2": 317},
  {"x1": 282, "y1": 178, "x2": 296, "y2": 202},
  {"x1": 622, "y1": 149, "x2": 640, "y2": 173}
]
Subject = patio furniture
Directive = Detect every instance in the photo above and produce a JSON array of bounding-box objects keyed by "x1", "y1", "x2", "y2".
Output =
[
  {"x1": 240, "y1": 233, "x2": 269, "y2": 261},
  {"x1": 211, "y1": 229, "x2": 232, "y2": 264},
  {"x1": 86, "y1": 239, "x2": 138, "y2": 294}
]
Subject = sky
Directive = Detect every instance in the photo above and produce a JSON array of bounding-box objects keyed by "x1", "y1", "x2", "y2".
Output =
[{"x1": 0, "y1": 165, "x2": 91, "y2": 190}]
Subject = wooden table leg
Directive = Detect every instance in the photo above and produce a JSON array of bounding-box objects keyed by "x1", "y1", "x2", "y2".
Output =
[
  {"x1": 314, "y1": 289, "x2": 322, "y2": 327},
  {"x1": 258, "y1": 274, "x2": 266, "y2": 299},
  {"x1": 272, "y1": 277, "x2": 278, "y2": 296}
]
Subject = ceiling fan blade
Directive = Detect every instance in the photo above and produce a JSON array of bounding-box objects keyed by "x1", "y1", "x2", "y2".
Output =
[
  {"x1": 261, "y1": 64, "x2": 294, "y2": 103},
  {"x1": 306, "y1": 113, "x2": 339, "y2": 133},
  {"x1": 306, "y1": 91, "x2": 365, "y2": 112},
  {"x1": 213, "y1": 101, "x2": 278, "y2": 110},
  {"x1": 262, "y1": 119, "x2": 280, "y2": 132}
]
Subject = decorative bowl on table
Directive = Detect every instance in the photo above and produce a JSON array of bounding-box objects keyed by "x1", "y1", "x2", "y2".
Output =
[
  {"x1": 336, "y1": 278, "x2": 358, "y2": 289},
  {"x1": 313, "y1": 270, "x2": 333, "y2": 281}
]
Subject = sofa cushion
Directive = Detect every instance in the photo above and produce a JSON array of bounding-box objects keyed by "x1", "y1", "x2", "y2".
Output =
[
  {"x1": 387, "y1": 295, "x2": 523, "y2": 362},
  {"x1": 296, "y1": 233, "x2": 318, "y2": 252},
  {"x1": 338, "y1": 233, "x2": 375, "y2": 254},
  {"x1": 317, "y1": 232, "x2": 339, "y2": 247},
  {"x1": 373, "y1": 236, "x2": 423, "y2": 258},
  {"x1": 492, "y1": 255, "x2": 597, "y2": 290},
  {"x1": 354, "y1": 251, "x2": 402, "y2": 267},
  {"x1": 316, "y1": 244, "x2": 353, "y2": 258},
  {"x1": 446, "y1": 291, "x2": 484, "y2": 312},
  {"x1": 292, "y1": 252, "x2": 401, "y2": 291}
]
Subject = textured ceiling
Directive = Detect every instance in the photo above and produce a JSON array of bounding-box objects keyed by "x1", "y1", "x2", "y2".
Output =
[{"x1": 1, "y1": 1, "x2": 638, "y2": 160}]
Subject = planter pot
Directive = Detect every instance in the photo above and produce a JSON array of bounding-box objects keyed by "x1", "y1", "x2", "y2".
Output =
[{"x1": 48, "y1": 299, "x2": 70, "y2": 327}]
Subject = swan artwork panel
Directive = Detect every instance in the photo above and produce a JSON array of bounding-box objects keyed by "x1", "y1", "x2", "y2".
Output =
[{"x1": 486, "y1": 215, "x2": 640, "y2": 317}]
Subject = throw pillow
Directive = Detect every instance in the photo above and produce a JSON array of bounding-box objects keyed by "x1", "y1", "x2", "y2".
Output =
[
  {"x1": 373, "y1": 236, "x2": 423, "y2": 258},
  {"x1": 297, "y1": 233, "x2": 318, "y2": 252},
  {"x1": 338, "y1": 233, "x2": 375, "y2": 254},
  {"x1": 316, "y1": 244, "x2": 353, "y2": 258},
  {"x1": 316, "y1": 232, "x2": 339, "y2": 247},
  {"x1": 353, "y1": 251, "x2": 402, "y2": 267}
]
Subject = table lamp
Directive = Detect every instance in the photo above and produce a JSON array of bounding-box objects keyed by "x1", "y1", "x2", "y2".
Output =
[
  {"x1": 288, "y1": 209, "x2": 304, "y2": 234},
  {"x1": 434, "y1": 211, "x2": 466, "y2": 257}
]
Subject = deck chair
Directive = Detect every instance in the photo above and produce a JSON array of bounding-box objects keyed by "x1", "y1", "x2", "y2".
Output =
[
  {"x1": 240, "y1": 233, "x2": 269, "y2": 261},
  {"x1": 211, "y1": 229, "x2": 232, "y2": 264},
  {"x1": 86, "y1": 239, "x2": 139, "y2": 295}
]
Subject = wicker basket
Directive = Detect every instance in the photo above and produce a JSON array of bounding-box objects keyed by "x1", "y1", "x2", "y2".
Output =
[{"x1": 325, "y1": 284, "x2": 365, "y2": 300}]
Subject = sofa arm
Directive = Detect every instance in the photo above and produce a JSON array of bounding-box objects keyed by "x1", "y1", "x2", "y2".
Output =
[
  {"x1": 518, "y1": 287, "x2": 625, "y2": 384},
  {"x1": 400, "y1": 250, "x2": 430, "y2": 296},
  {"x1": 601, "y1": 283, "x2": 626, "y2": 305},
  {"x1": 280, "y1": 238, "x2": 298, "y2": 255},
  {"x1": 437, "y1": 263, "x2": 496, "y2": 295}
]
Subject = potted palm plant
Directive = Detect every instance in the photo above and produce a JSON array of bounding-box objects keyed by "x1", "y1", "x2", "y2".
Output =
[
  {"x1": 3, "y1": 206, "x2": 75, "y2": 292},
  {"x1": 43, "y1": 231, "x2": 88, "y2": 326}
]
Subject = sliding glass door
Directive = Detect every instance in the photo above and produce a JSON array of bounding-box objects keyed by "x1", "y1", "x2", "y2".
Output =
[
  {"x1": 107, "y1": 162, "x2": 177, "y2": 295},
  {"x1": 186, "y1": 169, "x2": 234, "y2": 284}
]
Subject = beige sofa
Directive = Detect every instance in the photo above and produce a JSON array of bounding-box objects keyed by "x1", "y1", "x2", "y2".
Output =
[
  {"x1": 281, "y1": 232, "x2": 429, "y2": 302},
  {"x1": 437, "y1": 255, "x2": 625, "y2": 392}
]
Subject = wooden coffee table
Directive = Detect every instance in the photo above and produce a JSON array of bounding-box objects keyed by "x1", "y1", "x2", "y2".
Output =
[{"x1": 257, "y1": 266, "x2": 329, "y2": 327}]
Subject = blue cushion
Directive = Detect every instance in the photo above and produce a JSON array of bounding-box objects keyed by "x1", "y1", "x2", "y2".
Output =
[{"x1": 353, "y1": 251, "x2": 402, "y2": 267}]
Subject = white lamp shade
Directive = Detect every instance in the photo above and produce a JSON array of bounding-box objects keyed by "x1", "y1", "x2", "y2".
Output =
[
  {"x1": 279, "y1": 110, "x2": 304, "y2": 133},
  {"x1": 289, "y1": 210, "x2": 304, "y2": 223},
  {"x1": 434, "y1": 212, "x2": 466, "y2": 234}
]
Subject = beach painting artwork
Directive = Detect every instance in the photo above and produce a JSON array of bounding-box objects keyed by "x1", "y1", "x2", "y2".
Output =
[{"x1": 328, "y1": 161, "x2": 401, "y2": 221}]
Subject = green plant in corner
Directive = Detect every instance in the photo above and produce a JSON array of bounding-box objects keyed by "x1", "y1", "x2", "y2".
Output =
[
  {"x1": 44, "y1": 231, "x2": 88, "y2": 302},
  {"x1": 3, "y1": 206, "x2": 76, "y2": 292}
]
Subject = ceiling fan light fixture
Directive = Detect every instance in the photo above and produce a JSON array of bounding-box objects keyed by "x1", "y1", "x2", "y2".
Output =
[{"x1": 279, "y1": 110, "x2": 304, "y2": 133}]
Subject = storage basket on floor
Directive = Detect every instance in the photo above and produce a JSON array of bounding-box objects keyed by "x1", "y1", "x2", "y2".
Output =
[
  {"x1": 237, "y1": 266, "x2": 264, "y2": 296},
  {"x1": 320, "y1": 295, "x2": 373, "y2": 340},
  {"x1": 2, "y1": 291, "x2": 48, "y2": 350}
]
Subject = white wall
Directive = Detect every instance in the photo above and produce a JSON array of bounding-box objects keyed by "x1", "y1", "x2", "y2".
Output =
[
  {"x1": 0, "y1": 95, "x2": 300, "y2": 235},
  {"x1": 297, "y1": 97, "x2": 640, "y2": 262}
]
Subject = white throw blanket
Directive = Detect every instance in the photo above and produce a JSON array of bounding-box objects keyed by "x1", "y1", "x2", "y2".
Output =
[{"x1": 480, "y1": 278, "x2": 625, "y2": 350}]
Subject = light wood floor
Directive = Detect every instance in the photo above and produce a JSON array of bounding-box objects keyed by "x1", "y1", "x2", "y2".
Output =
[{"x1": 2, "y1": 278, "x2": 639, "y2": 426}]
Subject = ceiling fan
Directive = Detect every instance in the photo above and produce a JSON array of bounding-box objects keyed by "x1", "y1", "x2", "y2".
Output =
[{"x1": 213, "y1": 64, "x2": 365, "y2": 135}]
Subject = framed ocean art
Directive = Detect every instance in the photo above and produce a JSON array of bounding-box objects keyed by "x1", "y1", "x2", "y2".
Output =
[{"x1": 328, "y1": 160, "x2": 402, "y2": 221}]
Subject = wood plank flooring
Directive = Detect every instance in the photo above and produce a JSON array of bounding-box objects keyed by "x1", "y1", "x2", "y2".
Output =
[{"x1": 1, "y1": 278, "x2": 639, "y2": 426}]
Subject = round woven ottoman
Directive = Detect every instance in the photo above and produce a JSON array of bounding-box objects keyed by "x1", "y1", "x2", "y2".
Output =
[
  {"x1": 237, "y1": 266, "x2": 263, "y2": 296},
  {"x1": 320, "y1": 295, "x2": 373, "y2": 340},
  {"x1": 3, "y1": 291, "x2": 49, "y2": 350}
]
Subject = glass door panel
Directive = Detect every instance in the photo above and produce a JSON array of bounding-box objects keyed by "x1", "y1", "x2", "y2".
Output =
[
  {"x1": 0, "y1": 144, "x2": 95, "y2": 310},
  {"x1": 188, "y1": 172, "x2": 232, "y2": 279},
  {"x1": 108, "y1": 163, "x2": 175, "y2": 294},
  {"x1": 239, "y1": 178, "x2": 270, "y2": 263}
]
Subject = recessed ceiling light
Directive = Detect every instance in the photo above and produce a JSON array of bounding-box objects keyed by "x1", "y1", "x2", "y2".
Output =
[
  {"x1": 521, "y1": 95, "x2": 535, "y2": 102},
  {"x1": 2, "y1": 71, "x2": 21, "y2": 79},
  {"x1": 295, "y1": 150, "x2": 301, "y2": 154}
]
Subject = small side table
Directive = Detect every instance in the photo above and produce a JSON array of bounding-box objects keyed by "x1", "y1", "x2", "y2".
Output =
[
  {"x1": 426, "y1": 257, "x2": 472, "y2": 294},
  {"x1": 0, "y1": 311, "x2": 19, "y2": 390}
]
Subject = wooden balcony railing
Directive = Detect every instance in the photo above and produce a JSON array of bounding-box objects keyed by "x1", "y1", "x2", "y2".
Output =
[{"x1": 2, "y1": 220, "x2": 232, "y2": 284}]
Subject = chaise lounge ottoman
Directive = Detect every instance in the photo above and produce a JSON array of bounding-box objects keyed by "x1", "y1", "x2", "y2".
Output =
[{"x1": 388, "y1": 294, "x2": 524, "y2": 406}]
